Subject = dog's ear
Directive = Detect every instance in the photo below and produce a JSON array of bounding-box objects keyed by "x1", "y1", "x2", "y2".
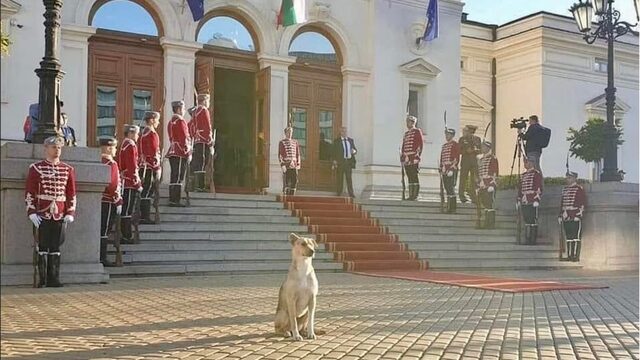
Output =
[
  {"x1": 310, "y1": 238, "x2": 318, "y2": 248},
  {"x1": 288, "y1": 233, "x2": 299, "y2": 245}
]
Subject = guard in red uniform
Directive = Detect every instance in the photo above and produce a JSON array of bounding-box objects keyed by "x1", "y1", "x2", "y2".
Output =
[
  {"x1": 476, "y1": 141, "x2": 499, "y2": 228},
  {"x1": 517, "y1": 158, "x2": 543, "y2": 244},
  {"x1": 138, "y1": 111, "x2": 161, "y2": 223},
  {"x1": 189, "y1": 94, "x2": 213, "y2": 191},
  {"x1": 100, "y1": 137, "x2": 122, "y2": 267},
  {"x1": 558, "y1": 171, "x2": 587, "y2": 262},
  {"x1": 118, "y1": 125, "x2": 141, "y2": 243},
  {"x1": 401, "y1": 115, "x2": 425, "y2": 201},
  {"x1": 278, "y1": 127, "x2": 301, "y2": 196},
  {"x1": 25, "y1": 136, "x2": 76, "y2": 287},
  {"x1": 167, "y1": 100, "x2": 191, "y2": 206},
  {"x1": 440, "y1": 128, "x2": 461, "y2": 212}
]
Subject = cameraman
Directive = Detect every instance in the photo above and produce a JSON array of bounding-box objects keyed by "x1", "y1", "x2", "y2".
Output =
[{"x1": 519, "y1": 115, "x2": 545, "y2": 173}]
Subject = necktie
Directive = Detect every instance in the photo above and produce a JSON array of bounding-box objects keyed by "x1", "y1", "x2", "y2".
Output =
[{"x1": 343, "y1": 138, "x2": 348, "y2": 159}]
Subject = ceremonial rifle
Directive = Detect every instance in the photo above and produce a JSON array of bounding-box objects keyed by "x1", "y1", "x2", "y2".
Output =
[
  {"x1": 558, "y1": 152, "x2": 570, "y2": 260},
  {"x1": 153, "y1": 86, "x2": 166, "y2": 224},
  {"x1": 32, "y1": 227, "x2": 39, "y2": 288},
  {"x1": 439, "y1": 111, "x2": 447, "y2": 213},
  {"x1": 207, "y1": 128, "x2": 217, "y2": 194},
  {"x1": 475, "y1": 121, "x2": 492, "y2": 228},
  {"x1": 113, "y1": 177, "x2": 125, "y2": 266}
]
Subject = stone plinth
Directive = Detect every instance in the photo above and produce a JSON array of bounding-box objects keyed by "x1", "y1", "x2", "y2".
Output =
[
  {"x1": 496, "y1": 182, "x2": 639, "y2": 271},
  {"x1": 1, "y1": 142, "x2": 110, "y2": 285}
]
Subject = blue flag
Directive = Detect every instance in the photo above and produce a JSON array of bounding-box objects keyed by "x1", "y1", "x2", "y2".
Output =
[
  {"x1": 422, "y1": 0, "x2": 439, "y2": 42},
  {"x1": 186, "y1": 0, "x2": 204, "y2": 22}
]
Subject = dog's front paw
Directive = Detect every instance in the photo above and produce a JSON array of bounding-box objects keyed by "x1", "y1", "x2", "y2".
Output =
[
  {"x1": 306, "y1": 332, "x2": 317, "y2": 340},
  {"x1": 291, "y1": 333, "x2": 303, "y2": 341}
]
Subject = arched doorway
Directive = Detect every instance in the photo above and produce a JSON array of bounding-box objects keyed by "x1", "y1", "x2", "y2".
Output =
[
  {"x1": 288, "y1": 27, "x2": 343, "y2": 191},
  {"x1": 195, "y1": 11, "x2": 268, "y2": 193},
  {"x1": 87, "y1": 0, "x2": 164, "y2": 147}
]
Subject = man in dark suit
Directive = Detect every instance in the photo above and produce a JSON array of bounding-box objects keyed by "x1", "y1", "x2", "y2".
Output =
[{"x1": 333, "y1": 126, "x2": 357, "y2": 198}]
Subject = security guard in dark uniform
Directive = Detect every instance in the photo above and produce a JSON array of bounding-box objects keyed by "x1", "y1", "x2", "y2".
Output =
[{"x1": 458, "y1": 125, "x2": 481, "y2": 203}]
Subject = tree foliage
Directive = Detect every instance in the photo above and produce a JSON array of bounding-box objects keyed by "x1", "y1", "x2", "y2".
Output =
[
  {"x1": 0, "y1": 22, "x2": 10, "y2": 55},
  {"x1": 566, "y1": 117, "x2": 624, "y2": 163}
]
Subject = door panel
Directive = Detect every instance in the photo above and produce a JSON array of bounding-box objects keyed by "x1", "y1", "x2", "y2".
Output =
[
  {"x1": 255, "y1": 67, "x2": 270, "y2": 190},
  {"x1": 195, "y1": 57, "x2": 214, "y2": 101}
]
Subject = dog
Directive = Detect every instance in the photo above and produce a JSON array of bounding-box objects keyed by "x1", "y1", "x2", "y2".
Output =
[{"x1": 274, "y1": 233, "x2": 319, "y2": 341}]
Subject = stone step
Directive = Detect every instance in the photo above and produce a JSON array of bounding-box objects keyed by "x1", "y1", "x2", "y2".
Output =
[
  {"x1": 139, "y1": 231, "x2": 315, "y2": 241},
  {"x1": 367, "y1": 211, "x2": 512, "y2": 221},
  {"x1": 426, "y1": 258, "x2": 582, "y2": 270},
  {"x1": 160, "y1": 199, "x2": 285, "y2": 209},
  {"x1": 358, "y1": 199, "x2": 477, "y2": 208},
  {"x1": 413, "y1": 249, "x2": 559, "y2": 260},
  {"x1": 406, "y1": 242, "x2": 556, "y2": 251},
  {"x1": 138, "y1": 223, "x2": 309, "y2": 233},
  {"x1": 110, "y1": 240, "x2": 296, "y2": 252},
  {"x1": 158, "y1": 214, "x2": 300, "y2": 224},
  {"x1": 399, "y1": 234, "x2": 522, "y2": 243},
  {"x1": 159, "y1": 207, "x2": 290, "y2": 216},
  {"x1": 106, "y1": 260, "x2": 342, "y2": 276},
  {"x1": 158, "y1": 191, "x2": 276, "y2": 202},
  {"x1": 362, "y1": 206, "x2": 496, "y2": 215},
  {"x1": 390, "y1": 226, "x2": 514, "y2": 236},
  {"x1": 107, "y1": 250, "x2": 334, "y2": 263},
  {"x1": 376, "y1": 218, "x2": 517, "y2": 229}
]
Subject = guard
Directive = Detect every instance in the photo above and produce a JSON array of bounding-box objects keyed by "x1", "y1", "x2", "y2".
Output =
[
  {"x1": 138, "y1": 111, "x2": 161, "y2": 223},
  {"x1": 118, "y1": 124, "x2": 141, "y2": 243},
  {"x1": 278, "y1": 127, "x2": 301, "y2": 196},
  {"x1": 100, "y1": 137, "x2": 122, "y2": 267},
  {"x1": 189, "y1": 94, "x2": 213, "y2": 192},
  {"x1": 558, "y1": 171, "x2": 587, "y2": 261},
  {"x1": 517, "y1": 158, "x2": 543, "y2": 244},
  {"x1": 401, "y1": 115, "x2": 424, "y2": 201},
  {"x1": 25, "y1": 136, "x2": 76, "y2": 287},
  {"x1": 439, "y1": 128, "x2": 460, "y2": 212},
  {"x1": 458, "y1": 125, "x2": 481, "y2": 203},
  {"x1": 167, "y1": 100, "x2": 191, "y2": 206},
  {"x1": 477, "y1": 141, "x2": 499, "y2": 229}
]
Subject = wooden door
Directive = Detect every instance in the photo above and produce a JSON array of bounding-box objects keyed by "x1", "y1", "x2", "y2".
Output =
[{"x1": 255, "y1": 67, "x2": 270, "y2": 191}]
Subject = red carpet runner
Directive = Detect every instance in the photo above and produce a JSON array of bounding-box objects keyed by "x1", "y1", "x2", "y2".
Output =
[{"x1": 278, "y1": 195, "x2": 428, "y2": 272}]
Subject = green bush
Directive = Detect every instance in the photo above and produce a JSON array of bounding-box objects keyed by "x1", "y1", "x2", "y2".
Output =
[{"x1": 496, "y1": 175, "x2": 589, "y2": 190}]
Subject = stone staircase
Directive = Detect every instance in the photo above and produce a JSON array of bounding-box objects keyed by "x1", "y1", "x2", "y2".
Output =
[
  {"x1": 106, "y1": 192, "x2": 342, "y2": 277},
  {"x1": 359, "y1": 199, "x2": 582, "y2": 270}
]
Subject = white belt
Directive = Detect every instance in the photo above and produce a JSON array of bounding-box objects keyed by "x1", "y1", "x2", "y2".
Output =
[{"x1": 37, "y1": 194, "x2": 66, "y2": 201}]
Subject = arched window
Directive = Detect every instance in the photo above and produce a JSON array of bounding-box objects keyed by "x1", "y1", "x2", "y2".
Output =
[
  {"x1": 289, "y1": 31, "x2": 337, "y2": 64},
  {"x1": 91, "y1": 0, "x2": 159, "y2": 36},
  {"x1": 197, "y1": 16, "x2": 255, "y2": 52}
]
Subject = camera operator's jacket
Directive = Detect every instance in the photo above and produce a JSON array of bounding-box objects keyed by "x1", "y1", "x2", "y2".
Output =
[
  {"x1": 518, "y1": 168, "x2": 542, "y2": 204},
  {"x1": 478, "y1": 154, "x2": 498, "y2": 189},
  {"x1": 559, "y1": 184, "x2": 586, "y2": 221}
]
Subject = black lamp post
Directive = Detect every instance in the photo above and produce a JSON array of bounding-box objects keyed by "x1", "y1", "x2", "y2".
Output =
[
  {"x1": 32, "y1": 0, "x2": 65, "y2": 144},
  {"x1": 569, "y1": 0, "x2": 637, "y2": 181}
]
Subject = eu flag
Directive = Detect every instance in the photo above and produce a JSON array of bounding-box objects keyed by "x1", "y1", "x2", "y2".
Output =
[
  {"x1": 186, "y1": 0, "x2": 204, "y2": 22},
  {"x1": 421, "y1": 0, "x2": 439, "y2": 42}
]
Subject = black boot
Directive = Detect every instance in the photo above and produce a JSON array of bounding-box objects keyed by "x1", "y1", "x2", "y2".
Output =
[
  {"x1": 485, "y1": 210, "x2": 496, "y2": 229},
  {"x1": 574, "y1": 241, "x2": 581, "y2": 262},
  {"x1": 121, "y1": 218, "x2": 133, "y2": 244},
  {"x1": 168, "y1": 184, "x2": 178, "y2": 205},
  {"x1": 196, "y1": 173, "x2": 206, "y2": 192},
  {"x1": 530, "y1": 225, "x2": 538, "y2": 245},
  {"x1": 47, "y1": 254, "x2": 63, "y2": 287},
  {"x1": 140, "y1": 199, "x2": 152, "y2": 224},
  {"x1": 447, "y1": 196, "x2": 457, "y2": 213},
  {"x1": 524, "y1": 225, "x2": 531, "y2": 245},
  {"x1": 37, "y1": 253, "x2": 47, "y2": 288},
  {"x1": 414, "y1": 184, "x2": 420, "y2": 201},
  {"x1": 408, "y1": 185, "x2": 417, "y2": 201},
  {"x1": 567, "y1": 240, "x2": 575, "y2": 261},
  {"x1": 100, "y1": 237, "x2": 115, "y2": 267}
]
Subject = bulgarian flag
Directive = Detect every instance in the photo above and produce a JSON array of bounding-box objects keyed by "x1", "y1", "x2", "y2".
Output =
[{"x1": 277, "y1": 0, "x2": 306, "y2": 28}]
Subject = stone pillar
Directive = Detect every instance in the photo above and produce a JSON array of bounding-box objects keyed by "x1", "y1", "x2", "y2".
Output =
[
  {"x1": 160, "y1": 38, "x2": 203, "y2": 184},
  {"x1": 1, "y1": 143, "x2": 110, "y2": 285},
  {"x1": 258, "y1": 54, "x2": 295, "y2": 195}
]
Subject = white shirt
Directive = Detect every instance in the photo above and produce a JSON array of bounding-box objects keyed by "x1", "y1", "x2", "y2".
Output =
[{"x1": 341, "y1": 137, "x2": 351, "y2": 159}]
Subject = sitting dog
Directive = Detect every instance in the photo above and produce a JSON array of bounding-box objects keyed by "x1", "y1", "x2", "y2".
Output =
[{"x1": 274, "y1": 233, "x2": 319, "y2": 341}]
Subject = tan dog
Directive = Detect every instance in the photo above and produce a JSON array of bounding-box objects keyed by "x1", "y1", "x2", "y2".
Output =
[{"x1": 274, "y1": 233, "x2": 319, "y2": 341}]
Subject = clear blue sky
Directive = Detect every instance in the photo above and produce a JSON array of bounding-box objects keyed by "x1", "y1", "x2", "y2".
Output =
[{"x1": 464, "y1": 0, "x2": 637, "y2": 25}]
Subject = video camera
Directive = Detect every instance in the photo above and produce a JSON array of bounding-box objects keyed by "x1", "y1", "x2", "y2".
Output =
[{"x1": 510, "y1": 117, "x2": 528, "y2": 130}]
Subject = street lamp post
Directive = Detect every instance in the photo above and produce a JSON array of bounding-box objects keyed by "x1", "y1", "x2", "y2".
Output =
[
  {"x1": 569, "y1": 0, "x2": 637, "y2": 181},
  {"x1": 32, "y1": 0, "x2": 65, "y2": 144}
]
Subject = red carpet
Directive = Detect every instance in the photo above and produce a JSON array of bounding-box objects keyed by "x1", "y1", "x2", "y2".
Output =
[
  {"x1": 279, "y1": 195, "x2": 428, "y2": 272},
  {"x1": 353, "y1": 270, "x2": 608, "y2": 293}
]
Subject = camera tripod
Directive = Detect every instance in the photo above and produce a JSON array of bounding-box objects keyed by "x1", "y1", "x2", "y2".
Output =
[{"x1": 509, "y1": 134, "x2": 526, "y2": 244}]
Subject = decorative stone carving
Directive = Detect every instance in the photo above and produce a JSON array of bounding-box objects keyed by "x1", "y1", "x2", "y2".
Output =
[
  {"x1": 407, "y1": 21, "x2": 428, "y2": 56},
  {"x1": 311, "y1": 2, "x2": 331, "y2": 21},
  {"x1": 399, "y1": 57, "x2": 441, "y2": 80}
]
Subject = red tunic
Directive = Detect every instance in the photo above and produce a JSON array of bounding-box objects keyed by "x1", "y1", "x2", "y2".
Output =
[
  {"x1": 167, "y1": 114, "x2": 191, "y2": 158},
  {"x1": 477, "y1": 154, "x2": 499, "y2": 189},
  {"x1": 518, "y1": 168, "x2": 543, "y2": 204},
  {"x1": 101, "y1": 155, "x2": 123, "y2": 205},
  {"x1": 138, "y1": 126, "x2": 161, "y2": 170},
  {"x1": 439, "y1": 140, "x2": 461, "y2": 173},
  {"x1": 278, "y1": 138, "x2": 301, "y2": 170},
  {"x1": 401, "y1": 128, "x2": 424, "y2": 165},
  {"x1": 25, "y1": 160, "x2": 77, "y2": 221},
  {"x1": 190, "y1": 105, "x2": 213, "y2": 145},
  {"x1": 560, "y1": 183, "x2": 587, "y2": 221},
  {"x1": 118, "y1": 138, "x2": 142, "y2": 190}
]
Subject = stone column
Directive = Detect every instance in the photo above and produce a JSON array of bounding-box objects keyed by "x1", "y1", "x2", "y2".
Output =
[
  {"x1": 258, "y1": 54, "x2": 295, "y2": 195},
  {"x1": 160, "y1": 38, "x2": 203, "y2": 184},
  {"x1": 1, "y1": 143, "x2": 110, "y2": 285}
]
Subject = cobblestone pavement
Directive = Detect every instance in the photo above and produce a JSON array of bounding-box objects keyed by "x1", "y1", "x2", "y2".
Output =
[{"x1": 1, "y1": 270, "x2": 638, "y2": 360}]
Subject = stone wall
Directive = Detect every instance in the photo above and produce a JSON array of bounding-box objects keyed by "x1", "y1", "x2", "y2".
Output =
[
  {"x1": 1, "y1": 142, "x2": 110, "y2": 285},
  {"x1": 496, "y1": 182, "x2": 639, "y2": 270}
]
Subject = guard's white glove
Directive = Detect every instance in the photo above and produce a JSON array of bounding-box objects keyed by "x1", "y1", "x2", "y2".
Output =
[
  {"x1": 487, "y1": 186, "x2": 495, "y2": 193},
  {"x1": 29, "y1": 214, "x2": 42, "y2": 228},
  {"x1": 209, "y1": 146, "x2": 215, "y2": 156},
  {"x1": 187, "y1": 155, "x2": 192, "y2": 163},
  {"x1": 155, "y1": 170, "x2": 161, "y2": 179},
  {"x1": 351, "y1": 148, "x2": 357, "y2": 155},
  {"x1": 573, "y1": 218, "x2": 580, "y2": 222},
  {"x1": 116, "y1": 205, "x2": 122, "y2": 215},
  {"x1": 557, "y1": 217, "x2": 562, "y2": 225},
  {"x1": 533, "y1": 201, "x2": 539, "y2": 208},
  {"x1": 447, "y1": 171, "x2": 453, "y2": 177},
  {"x1": 281, "y1": 165, "x2": 287, "y2": 174},
  {"x1": 63, "y1": 215, "x2": 74, "y2": 224}
]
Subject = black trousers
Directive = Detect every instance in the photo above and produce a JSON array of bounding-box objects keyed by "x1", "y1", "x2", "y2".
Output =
[
  {"x1": 443, "y1": 170, "x2": 457, "y2": 197},
  {"x1": 138, "y1": 167, "x2": 157, "y2": 220},
  {"x1": 192, "y1": 143, "x2": 211, "y2": 174},
  {"x1": 404, "y1": 164, "x2": 419, "y2": 185},
  {"x1": 36, "y1": 219, "x2": 63, "y2": 254},
  {"x1": 100, "y1": 202, "x2": 117, "y2": 238},
  {"x1": 521, "y1": 204, "x2": 538, "y2": 225},
  {"x1": 478, "y1": 189, "x2": 495, "y2": 210},
  {"x1": 336, "y1": 161, "x2": 354, "y2": 197},
  {"x1": 284, "y1": 169, "x2": 298, "y2": 194},
  {"x1": 169, "y1": 156, "x2": 188, "y2": 203},
  {"x1": 563, "y1": 220, "x2": 582, "y2": 240},
  {"x1": 121, "y1": 188, "x2": 139, "y2": 240},
  {"x1": 459, "y1": 159, "x2": 477, "y2": 202}
]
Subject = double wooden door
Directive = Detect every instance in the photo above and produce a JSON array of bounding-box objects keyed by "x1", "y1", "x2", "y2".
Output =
[{"x1": 289, "y1": 64, "x2": 342, "y2": 191}]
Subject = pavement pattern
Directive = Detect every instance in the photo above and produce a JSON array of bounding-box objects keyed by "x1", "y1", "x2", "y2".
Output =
[{"x1": 1, "y1": 270, "x2": 638, "y2": 360}]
